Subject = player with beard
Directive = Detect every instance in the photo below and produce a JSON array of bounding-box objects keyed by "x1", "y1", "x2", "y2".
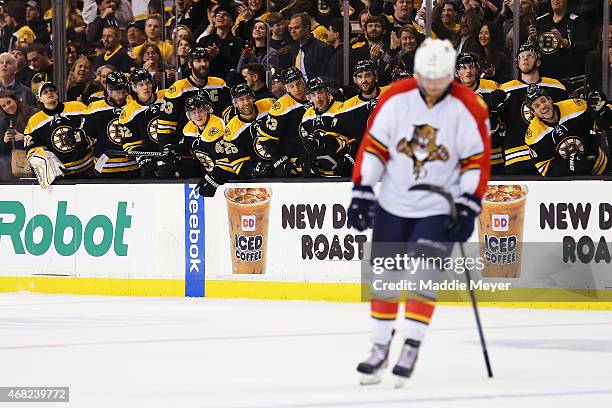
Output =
[
  {"x1": 157, "y1": 47, "x2": 231, "y2": 177},
  {"x1": 220, "y1": 83, "x2": 276, "y2": 180},
  {"x1": 182, "y1": 93, "x2": 227, "y2": 197},
  {"x1": 24, "y1": 82, "x2": 94, "y2": 186},
  {"x1": 83, "y1": 71, "x2": 140, "y2": 178},
  {"x1": 494, "y1": 42, "x2": 567, "y2": 175},
  {"x1": 299, "y1": 77, "x2": 347, "y2": 177},
  {"x1": 326, "y1": 60, "x2": 390, "y2": 164},
  {"x1": 525, "y1": 85, "x2": 609, "y2": 177},
  {"x1": 256, "y1": 66, "x2": 306, "y2": 177},
  {"x1": 455, "y1": 52, "x2": 503, "y2": 173},
  {"x1": 119, "y1": 69, "x2": 165, "y2": 178}
]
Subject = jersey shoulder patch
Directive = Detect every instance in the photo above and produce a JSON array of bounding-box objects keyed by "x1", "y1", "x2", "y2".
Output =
[
  {"x1": 269, "y1": 95, "x2": 298, "y2": 116},
  {"x1": 525, "y1": 119, "x2": 547, "y2": 145},
  {"x1": 165, "y1": 79, "x2": 191, "y2": 99},
  {"x1": 202, "y1": 115, "x2": 226, "y2": 141},
  {"x1": 557, "y1": 99, "x2": 586, "y2": 119},
  {"x1": 119, "y1": 100, "x2": 143, "y2": 124}
]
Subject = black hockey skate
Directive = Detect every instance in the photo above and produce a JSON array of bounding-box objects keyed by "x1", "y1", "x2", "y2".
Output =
[
  {"x1": 357, "y1": 330, "x2": 395, "y2": 385},
  {"x1": 392, "y1": 338, "x2": 421, "y2": 388}
]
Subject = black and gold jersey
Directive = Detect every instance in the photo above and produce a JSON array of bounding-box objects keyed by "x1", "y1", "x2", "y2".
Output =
[
  {"x1": 83, "y1": 98, "x2": 139, "y2": 175},
  {"x1": 475, "y1": 79, "x2": 499, "y2": 96},
  {"x1": 183, "y1": 114, "x2": 227, "y2": 179},
  {"x1": 300, "y1": 100, "x2": 345, "y2": 175},
  {"x1": 475, "y1": 79, "x2": 503, "y2": 172},
  {"x1": 256, "y1": 93, "x2": 307, "y2": 160},
  {"x1": 499, "y1": 77, "x2": 567, "y2": 174},
  {"x1": 326, "y1": 86, "x2": 390, "y2": 147},
  {"x1": 24, "y1": 102, "x2": 94, "y2": 176},
  {"x1": 526, "y1": 99, "x2": 608, "y2": 177},
  {"x1": 119, "y1": 90, "x2": 165, "y2": 153},
  {"x1": 223, "y1": 98, "x2": 274, "y2": 177},
  {"x1": 157, "y1": 76, "x2": 232, "y2": 148}
]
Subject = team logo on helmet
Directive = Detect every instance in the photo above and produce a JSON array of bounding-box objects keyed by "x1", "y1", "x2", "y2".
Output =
[
  {"x1": 107, "y1": 118, "x2": 122, "y2": 145},
  {"x1": 397, "y1": 124, "x2": 449, "y2": 180},
  {"x1": 51, "y1": 126, "x2": 76, "y2": 153}
]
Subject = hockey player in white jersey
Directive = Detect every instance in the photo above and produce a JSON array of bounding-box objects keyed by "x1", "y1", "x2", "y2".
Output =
[{"x1": 348, "y1": 39, "x2": 491, "y2": 385}]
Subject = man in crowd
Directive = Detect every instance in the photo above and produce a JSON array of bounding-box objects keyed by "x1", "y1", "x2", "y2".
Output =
[
  {"x1": 351, "y1": 15, "x2": 390, "y2": 85},
  {"x1": 10, "y1": 46, "x2": 33, "y2": 86},
  {"x1": 288, "y1": 12, "x2": 333, "y2": 81},
  {"x1": 241, "y1": 63, "x2": 276, "y2": 101},
  {"x1": 0, "y1": 52, "x2": 35, "y2": 106},
  {"x1": 26, "y1": 42, "x2": 52, "y2": 92},
  {"x1": 24, "y1": 0, "x2": 49, "y2": 46},
  {"x1": 132, "y1": 14, "x2": 173, "y2": 64},
  {"x1": 93, "y1": 23, "x2": 136, "y2": 72},
  {"x1": 85, "y1": 0, "x2": 133, "y2": 42},
  {"x1": 326, "y1": 18, "x2": 346, "y2": 93}
]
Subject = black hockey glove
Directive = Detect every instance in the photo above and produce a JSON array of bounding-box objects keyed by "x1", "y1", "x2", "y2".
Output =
[
  {"x1": 300, "y1": 154, "x2": 320, "y2": 178},
  {"x1": 586, "y1": 90, "x2": 611, "y2": 128},
  {"x1": 335, "y1": 143, "x2": 356, "y2": 177},
  {"x1": 486, "y1": 89, "x2": 510, "y2": 116},
  {"x1": 249, "y1": 161, "x2": 273, "y2": 178},
  {"x1": 443, "y1": 196, "x2": 478, "y2": 242},
  {"x1": 64, "y1": 128, "x2": 88, "y2": 148},
  {"x1": 272, "y1": 155, "x2": 298, "y2": 178},
  {"x1": 155, "y1": 144, "x2": 179, "y2": 179},
  {"x1": 196, "y1": 173, "x2": 220, "y2": 197},
  {"x1": 567, "y1": 151, "x2": 593, "y2": 175},
  {"x1": 136, "y1": 157, "x2": 157, "y2": 178},
  {"x1": 302, "y1": 129, "x2": 327, "y2": 155},
  {"x1": 347, "y1": 185, "x2": 376, "y2": 231}
]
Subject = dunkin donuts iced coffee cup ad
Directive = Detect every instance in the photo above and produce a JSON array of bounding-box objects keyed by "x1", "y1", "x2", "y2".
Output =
[
  {"x1": 225, "y1": 187, "x2": 272, "y2": 274},
  {"x1": 477, "y1": 185, "x2": 528, "y2": 278}
]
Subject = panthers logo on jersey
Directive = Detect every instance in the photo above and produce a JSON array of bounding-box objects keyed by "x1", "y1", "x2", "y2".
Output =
[
  {"x1": 148, "y1": 118, "x2": 158, "y2": 143},
  {"x1": 397, "y1": 124, "x2": 450, "y2": 180},
  {"x1": 107, "y1": 118, "x2": 122, "y2": 145},
  {"x1": 51, "y1": 126, "x2": 76, "y2": 153}
]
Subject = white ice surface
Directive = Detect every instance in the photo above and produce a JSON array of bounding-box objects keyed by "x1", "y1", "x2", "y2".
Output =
[{"x1": 0, "y1": 294, "x2": 611, "y2": 408}]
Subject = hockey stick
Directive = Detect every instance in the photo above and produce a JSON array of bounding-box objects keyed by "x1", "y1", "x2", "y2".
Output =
[
  {"x1": 409, "y1": 184, "x2": 493, "y2": 378},
  {"x1": 104, "y1": 150, "x2": 168, "y2": 159}
]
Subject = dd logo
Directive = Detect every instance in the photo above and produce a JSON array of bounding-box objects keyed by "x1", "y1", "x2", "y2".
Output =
[
  {"x1": 241, "y1": 215, "x2": 256, "y2": 231},
  {"x1": 492, "y1": 214, "x2": 509, "y2": 232}
]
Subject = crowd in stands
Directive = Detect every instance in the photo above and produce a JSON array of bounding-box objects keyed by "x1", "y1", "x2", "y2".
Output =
[{"x1": 0, "y1": 0, "x2": 610, "y2": 185}]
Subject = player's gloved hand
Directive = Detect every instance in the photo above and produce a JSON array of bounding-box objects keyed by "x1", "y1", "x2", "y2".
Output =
[
  {"x1": 249, "y1": 161, "x2": 273, "y2": 178},
  {"x1": 136, "y1": 157, "x2": 157, "y2": 178},
  {"x1": 486, "y1": 89, "x2": 509, "y2": 115},
  {"x1": 156, "y1": 144, "x2": 179, "y2": 178},
  {"x1": 272, "y1": 155, "x2": 298, "y2": 178},
  {"x1": 444, "y1": 203, "x2": 477, "y2": 242},
  {"x1": 303, "y1": 129, "x2": 326, "y2": 155},
  {"x1": 64, "y1": 128, "x2": 88, "y2": 148},
  {"x1": 300, "y1": 155, "x2": 319, "y2": 178},
  {"x1": 335, "y1": 143, "x2": 356, "y2": 177},
  {"x1": 196, "y1": 173, "x2": 220, "y2": 197},
  {"x1": 587, "y1": 90, "x2": 607, "y2": 112},
  {"x1": 347, "y1": 185, "x2": 376, "y2": 231},
  {"x1": 568, "y1": 151, "x2": 593, "y2": 175}
]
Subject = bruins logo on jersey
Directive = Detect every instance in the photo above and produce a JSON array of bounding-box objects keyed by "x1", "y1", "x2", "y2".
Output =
[
  {"x1": 215, "y1": 140, "x2": 238, "y2": 155},
  {"x1": 148, "y1": 118, "x2": 158, "y2": 142},
  {"x1": 208, "y1": 126, "x2": 221, "y2": 138},
  {"x1": 51, "y1": 126, "x2": 76, "y2": 153},
  {"x1": 397, "y1": 124, "x2": 449, "y2": 180},
  {"x1": 253, "y1": 138, "x2": 272, "y2": 160},
  {"x1": 557, "y1": 136, "x2": 584, "y2": 159},
  {"x1": 107, "y1": 118, "x2": 122, "y2": 145},
  {"x1": 195, "y1": 151, "x2": 215, "y2": 172}
]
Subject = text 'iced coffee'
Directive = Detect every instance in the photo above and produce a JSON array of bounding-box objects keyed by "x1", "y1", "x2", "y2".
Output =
[
  {"x1": 477, "y1": 184, "x2": 528, "y2": 278},
  {"x1": 225, "y1": 187, "x2": 272, "y2": 274}
]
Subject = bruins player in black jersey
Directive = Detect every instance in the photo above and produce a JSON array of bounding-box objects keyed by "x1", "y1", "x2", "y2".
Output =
[
  {"x1": 24, "y1": 82, "x2": 94, "y2": 186},
  {"x1": 119, "y1": 69, "x2": 165, "y2": 178},
  {"x1": 256, "y1": 66, "x2": 306, "y2": 177},
  {"x1": 157, "y1": 47, "x2": 231, "y2": 177},
  {"x1": 82, "y1": 71, "x2": 139, "y2": 178},
  {"x1": 299, "y1": 76, "x2": 347, "y2": 177},
  {"x1": 525, "y1": 85, "x2": 610, "y2": 177},
  {"x1": 494, "y1": 43, "x2": 568, "y2": 175},
  {"x1": 455, "y1": 52, "x2": 504, "y2": 173},
  {"x1": 181, "y1": 93, "x2": 227, "y2": 197},
  {"x1": 222, "y1": 84, "x2": 275, "y2": 180},
  {"x1": 326, "y1": 60, "x2": 389, "y2": 160}
]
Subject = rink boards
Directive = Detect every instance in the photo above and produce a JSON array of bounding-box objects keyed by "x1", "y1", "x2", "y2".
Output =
[{"x1": 1, "y1": 181, "x2": 612, "y2": 309}]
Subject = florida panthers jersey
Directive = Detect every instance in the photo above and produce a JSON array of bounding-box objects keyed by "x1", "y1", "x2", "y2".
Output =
[{"x1": 353, "y1": 79, "x2": 491, "y2": 218}]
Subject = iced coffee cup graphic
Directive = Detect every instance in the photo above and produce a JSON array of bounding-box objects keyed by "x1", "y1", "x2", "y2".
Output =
[
  {"x1": 477, "y1": 184, "x2": 528, "y2": 278},
  {"x1": 225, "y1": 187, "x2": 272, "y2": 274}
]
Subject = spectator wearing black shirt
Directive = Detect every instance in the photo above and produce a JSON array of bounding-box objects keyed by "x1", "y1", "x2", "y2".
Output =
[
  {"x1": 386, "y1": 0, "x2": 416, "y2": 35},
  {"x1": 241, "y1": 63, "x2": 276, "y2": 100},
  {"x1": 26, "y1": 42, "x2": 53, "y2": 89},
  {"x1": 85, "y1": 0, "x2": 133, "y2": 43},
  {"x1": 472, "y1": 21, "x2": 512, "y2": 84},
  {"x1": 267, "y1": 12, "x2": 292, "y2": 69},
  {"x1": 66, "y1": 55, "x2": 98, "y2": 103},
  {"x1": 533, "y1": 0, "x2": 592, "y2": 82},
  {"x1": 288, "y1": 12, "x2": 333, "y2": 81},
  {"x1": 325, "y1": 18, "x2": 346, "y2": 92},
  {"x1": 92, "y1": 24, "x2": 136, "y2": 72},
  {"x1": 9, "y1": 46, "x2": 33, "y2": 87},
  {"x1": 351, "y1": 15, "x2": 390, "y2": 85},
  {"x1": 232, "y1": 0, "x2": 266, "y2": 41},
  {"x1": 126, "y1": 20, "x2": 146, "y2": 58},
  {"x1": 24, "y1": 0, "x2": 49, "y2": 46},
  {"x1": 198, "y1": 5, "x2": 245, "y2": 81}
]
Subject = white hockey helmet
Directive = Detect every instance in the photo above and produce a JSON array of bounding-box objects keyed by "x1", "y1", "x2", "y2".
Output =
[{"x1": 413, "y1": 38, "x2": 457, "y2": 80}]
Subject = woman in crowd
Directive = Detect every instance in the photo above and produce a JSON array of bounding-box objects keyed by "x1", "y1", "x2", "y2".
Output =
[
  {"x1": 236, "y1": 21, "x2": 279, "y2": 73},
  {"x1": 176, "y1": 38, "x2": 193, "y2": 79},
  {"x1": 66, "y1": 55, "x2": 98, "y2": 103},
  {"x1": 0, "y1": 90, "x2": 38, "y2": 180},
  {"x1": 137, "y1": 42, "x2": 172, "y2": 86},
  {"x1": 390, "y1": 24, "x2": 424, "y2": 74},
  {"x1": 472, "y1": 21, "x2": 512, "y2": 84}
]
